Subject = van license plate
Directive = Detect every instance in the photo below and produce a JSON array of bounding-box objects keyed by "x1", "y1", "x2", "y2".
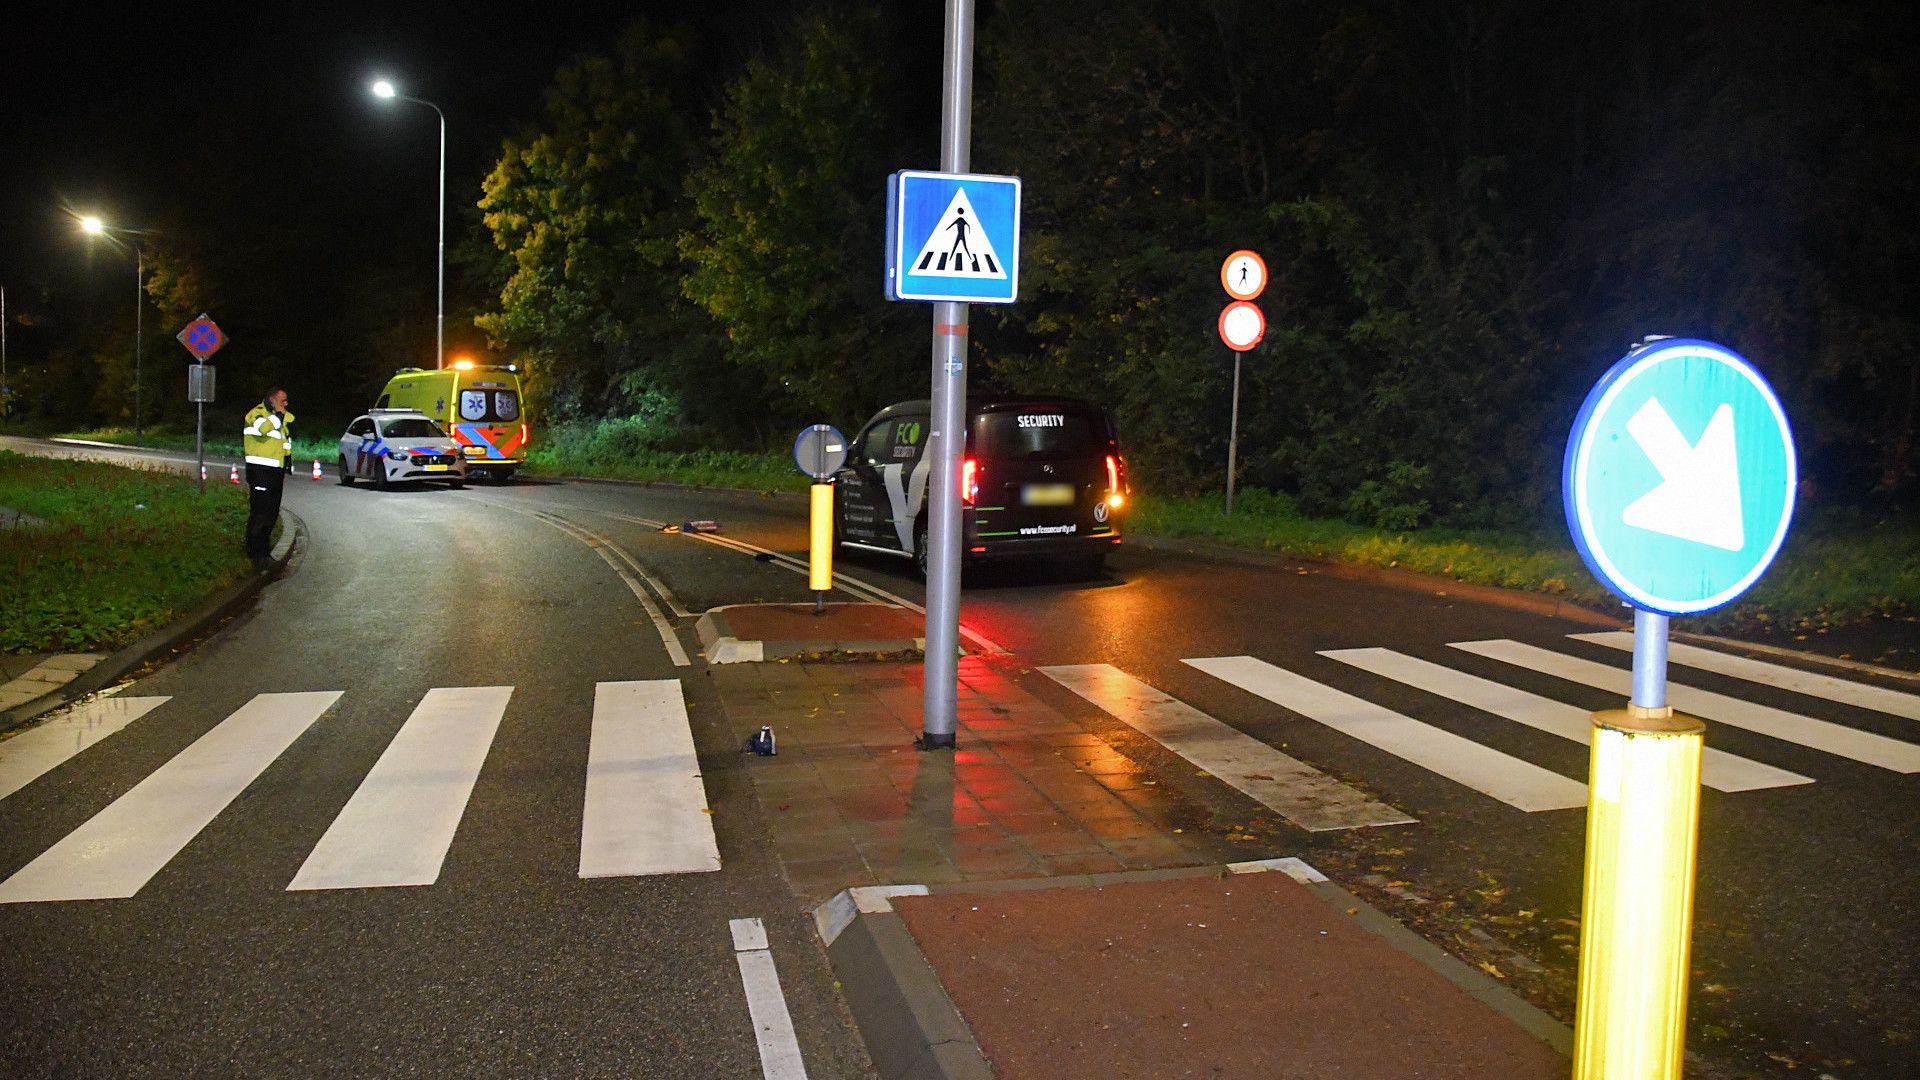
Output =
[
  {"x1": 425, "y1": 464, "x2": 449, "y2": 473},
  {"x1": 462, "y1": 446, "x2": 486, "y2": 457},
  {"x1": 1021, "y1": 484, "x2": 1074, "y2": 506}
]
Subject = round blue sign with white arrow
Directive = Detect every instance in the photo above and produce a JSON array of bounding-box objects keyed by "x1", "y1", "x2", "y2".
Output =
[{"x1": 1564, "y1": 337, "x2": 1796, "y2": 615}]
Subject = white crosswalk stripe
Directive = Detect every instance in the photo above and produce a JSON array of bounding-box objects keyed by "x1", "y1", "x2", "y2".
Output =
[
  {"x1": 580, "y1": 680, "x2": 721, "y2": 878},
  {"x1": 1185, "y1": 656, "x2": 1590, "y2": 812},
  {"x1": 289, "y1": 686, "x2": 513, "y2": 891},
  {"x1": 1571, "y1": 632, "x2": 1920, "y2": 721},
  {"x1": 1454, "y1": 640, "x2": 1920, "y2": 773},
  {"x1": 1041, "y1": 663, "x2": 1413, "y2": 831},
  {"x1": 0, "y1": 695, "x2": 171, "y2": 803},
  {"x1": 0, "y1": 681, "x2": 722, "y2": 903},
  {"x1": 1323, "y1": 648, "x2": 1812, "y2": 792},
  {"x1": 0, "y1": 691, "x2": 340, "y2": 904}
]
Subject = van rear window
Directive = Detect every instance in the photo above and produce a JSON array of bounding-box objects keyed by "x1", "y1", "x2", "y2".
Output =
[
  {"x1": 460, "y1": 389, "x2": 521, "y2": 422},
  {"x1": 973, "y1": 408, "x2": 1107, "y2": 460}
]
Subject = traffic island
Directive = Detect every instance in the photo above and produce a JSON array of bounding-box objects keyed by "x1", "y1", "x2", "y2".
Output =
[
  {"x1": 816, "y1": 860, "x2": 1571, "y2": 1080},
  {"x1": 696, "y1": 602, "x2": 930, "y2": 664}
]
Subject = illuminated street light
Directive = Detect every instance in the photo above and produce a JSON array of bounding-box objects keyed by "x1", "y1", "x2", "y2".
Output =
[
  {"x1": 75, "y1": 214, "x2": 147, "y2": 445},
  {"x1": 368, "y1": 77, "x2": 445, "y2": 369}
]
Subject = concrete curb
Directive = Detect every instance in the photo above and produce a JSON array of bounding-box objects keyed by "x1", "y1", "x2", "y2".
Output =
[
  {"x1": 812, "y1": 858, "x2": 1573, "y2": 1080},
  {"x1": 695, "y1": 606, "x2": 926, "y2": 665},
  {"x1": 0, "y1": 508, "x2": 304, "y2": 736}
]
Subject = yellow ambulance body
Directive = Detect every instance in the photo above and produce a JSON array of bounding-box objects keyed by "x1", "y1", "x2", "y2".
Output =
[{"x1": 375, "y1": 362, "x2": 528, "y2": 481}]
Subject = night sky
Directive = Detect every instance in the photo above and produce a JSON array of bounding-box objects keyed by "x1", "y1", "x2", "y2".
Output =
[{"x1": 0, "y1": 2, "x2": 816, "y2": 302}]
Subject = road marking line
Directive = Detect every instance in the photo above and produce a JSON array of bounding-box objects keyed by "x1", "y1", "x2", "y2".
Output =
[
  {"x1": 580, "y1": 680, "x2": 721, "y2": 877},
  {"x1": 730, "y1": 918, "x2": 809, "y2": 1080},
  {"x1": 1040, "y1": 664, "x2": 1412, "y2": 831},
  {"x1": 0, "y1": 691, "x2": 340, "y2": 904},
  {"x1": 590, "y1": 509, "x2": 1013, "y2": 656},
  {"x1": 1324, "y1": 648, "x2": 1812, "y2": 792},
  {"x1": 526, "y1": 512, "x2": 690, "y2": 666},
  {"x1": 1573, "y1": 631, "x2": 1920, "y2": 721},
  {"x1": 287, "y1": 686, "x2": 511, "y2": 891},
  {"x1": 1184, "y1": 656, "x2": 1589, "y2": 812},
  {"x1": 0, "y1": 696, "x2": 171, "y2": 803},
  {"x1": 1454, "y1": 640, "x2": 1920, "y2": 773}
]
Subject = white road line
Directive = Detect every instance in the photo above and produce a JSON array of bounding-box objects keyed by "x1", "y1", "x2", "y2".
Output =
[
  {"x1": 528, "y1": 512, "x2": 690, "y2": 666},
  {"x1": 1324, "y1": 648, "x2": 1812, "y2": 793},
  {"x1": 1184, "y1": 656, "x2": 1589, "y2": 812},
  {"x1": 0, "y1": 691, "x2": 340, "y2": 904},
  {"x1": 1040, "y1": 664, "x2": 1412, "y2": 831},
  {"x1": 0, "y1": 696, "x2": 171, "y2": 803},
  {"x1": 1573, "y1": 631, "x2": 1920, "y2": 722},
  {"x1": 580, "y1": 680, "x2": 721, "y2": 878},
  {"x1": 1454, "y1": 640, "x2": 1920, "y2": 774},
  {"x1": 589, "y1": 508, "x2": 1013, "y2": 656},
  {"x1": 287, "y1": 686, "x2": 511, "y2": 891},
  {"x1": 730, "y1": 918, "x2": 809, "y2": 1080}
]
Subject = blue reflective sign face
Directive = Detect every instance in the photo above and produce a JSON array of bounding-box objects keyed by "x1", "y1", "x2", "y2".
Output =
[
  {"x1": 1564, "y1": 338, "x2": 1796, "y2": 615},
  {"x1": 886, "y1": 170, "x2": 1020, "y2": 303}
]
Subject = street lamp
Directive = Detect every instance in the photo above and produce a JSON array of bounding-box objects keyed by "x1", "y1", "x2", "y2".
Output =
[
  {"x1": 77, "y1": 215, "x2": 147, "y2": 444},
  {"x1": 370, "y1": 78, "x2": 446, "y2": 370}
]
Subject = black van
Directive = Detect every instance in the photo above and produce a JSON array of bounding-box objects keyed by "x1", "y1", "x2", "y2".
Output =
[{"x1": 833, "y1": 396, "x2": 1128, "y2": 575}]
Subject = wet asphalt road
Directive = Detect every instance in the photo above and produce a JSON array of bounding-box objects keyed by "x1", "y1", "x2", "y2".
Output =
[{"x1": 4, "y1": 436, "x2": 1918, "y2": 1078}]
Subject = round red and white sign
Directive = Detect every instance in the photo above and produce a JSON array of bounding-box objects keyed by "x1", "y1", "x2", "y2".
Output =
[
  {"x1": 1220, "y1": 250, "x2": 1267, "y2": 301},
  {"x1": 1218, "y1": 301, "x2": 1266, "y2": 352}
]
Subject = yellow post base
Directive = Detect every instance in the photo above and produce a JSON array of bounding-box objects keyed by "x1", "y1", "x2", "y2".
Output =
[
  {"x1": 809, "y1": 483, "x2": 834, "y2": 592},
  {"x1": 1573, "y1": 707, "x2": 1706, "y2": 1080}
]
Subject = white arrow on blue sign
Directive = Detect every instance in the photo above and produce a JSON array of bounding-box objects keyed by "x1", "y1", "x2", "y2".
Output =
[
  {"x1": 886, "y1": 170, "x2": 1021, "y2": 304},
  {"x1": 1564, "y1": 337, "x2": 1797, "y2": 615}
]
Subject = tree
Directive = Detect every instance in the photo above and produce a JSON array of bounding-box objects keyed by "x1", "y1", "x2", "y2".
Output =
[
  {"x1": 478, "y1": 21, "x2": 723, "y2": 429},
  {"x1": 678, "y1": 8, "x2": 921, "y2": 431}
]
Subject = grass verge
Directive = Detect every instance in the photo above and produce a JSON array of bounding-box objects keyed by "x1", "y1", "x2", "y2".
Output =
[
  {"x1": 1131, "y1": 489, "x2": 1919, "y2": 633},
  {"x1": 54, "y1": 426, "x2": 339, "y2": 466},
  {"x1": 0, "y1": 450, "x2": 252, "y2": 654}
]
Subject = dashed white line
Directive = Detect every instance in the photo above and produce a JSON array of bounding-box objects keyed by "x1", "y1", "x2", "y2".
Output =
[{"x1": 730, "y1": 917, "x2": 808, "y2": 1079}]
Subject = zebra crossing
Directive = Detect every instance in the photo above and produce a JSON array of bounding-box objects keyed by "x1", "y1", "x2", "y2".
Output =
[
  {"x1": 0, "y1": 681, "x2": 719, "y2": 905},
  {"x1": 1043, "y1": 636, "x2": 1920, "y2": 831}
]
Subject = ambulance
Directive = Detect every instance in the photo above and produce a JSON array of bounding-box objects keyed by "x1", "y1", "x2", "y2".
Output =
[{"x1": 374, "y1": 360, "x2": 528, "y2": 481}]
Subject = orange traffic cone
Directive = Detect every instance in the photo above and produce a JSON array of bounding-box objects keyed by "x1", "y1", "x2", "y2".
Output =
[
  {"x1": 229, "y1": 464, "x2": 241, "y2": 485},
  {"x1": 311, "y1": 459, "x2": 324, "y2": 481}
]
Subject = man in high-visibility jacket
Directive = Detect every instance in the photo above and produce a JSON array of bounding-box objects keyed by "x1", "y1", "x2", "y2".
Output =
[{"x1": 241, "y1": 386, "x2": 294, "y2": 570}]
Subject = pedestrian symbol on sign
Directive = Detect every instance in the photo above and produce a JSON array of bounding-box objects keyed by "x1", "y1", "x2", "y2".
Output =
[{"x1": 908, "y1": 189, "x2": 1005, "y2": 279}]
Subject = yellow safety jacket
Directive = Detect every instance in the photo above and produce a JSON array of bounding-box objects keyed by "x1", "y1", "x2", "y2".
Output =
[{"x1": 243, "y1": 404, "x2": 295, "y2": 468}]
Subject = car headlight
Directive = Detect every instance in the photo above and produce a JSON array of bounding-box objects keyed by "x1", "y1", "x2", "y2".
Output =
[{"x1": 387, "y1": 452, "x2": 410, "y2": 464}]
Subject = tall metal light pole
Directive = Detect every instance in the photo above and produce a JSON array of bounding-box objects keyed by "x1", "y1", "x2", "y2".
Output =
[
  {"x1": 371, "y1": 79, "x2": 446, "y2": 369},
  {"x1": 78, "y1": 215, "x2": 146, "y2": 444}
]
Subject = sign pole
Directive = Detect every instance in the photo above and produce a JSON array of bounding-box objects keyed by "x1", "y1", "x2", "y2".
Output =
[
  {"x1": 1226, "y1": 350, "x2": 1241, "y2": 515},
  {"x1": 196, "y1": 400, "x2": 205, "y2": 495},
  {"x1": 920, "y1": 0, "x2": 975, "y2": 751}
]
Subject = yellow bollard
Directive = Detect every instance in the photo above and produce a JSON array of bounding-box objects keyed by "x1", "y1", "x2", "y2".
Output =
[
  {"x1": 809, "y1": 483, "x2": 834, "y2": 593},
  {"x1": 1573, "y1": 706, "x2": 1706, "y2": 1080}
]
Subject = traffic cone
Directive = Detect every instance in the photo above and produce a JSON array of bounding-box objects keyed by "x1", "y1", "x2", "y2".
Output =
[
  {"x1": 200, "y1": 464, "x2": 208, "y2": 482},
  {"x1": 228, "y1": 464, "x2": 241, "y2": 485},
  {"x1": 311, "y1": 459, "x2": 323, "y2": 481}
]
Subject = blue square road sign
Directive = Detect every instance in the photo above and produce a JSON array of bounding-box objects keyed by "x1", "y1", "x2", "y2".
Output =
[{"x1": 886, "y1": 170, "x2": 1021, "y2": 304}]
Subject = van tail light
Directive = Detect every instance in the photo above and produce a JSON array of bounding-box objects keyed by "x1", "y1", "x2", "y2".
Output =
[
  {"x1": 961, "y1": 457, "x2": 980, "y2": 505},
  {"x1": 1105, "y1": 454, "x2": 1126, "y2": 509}
]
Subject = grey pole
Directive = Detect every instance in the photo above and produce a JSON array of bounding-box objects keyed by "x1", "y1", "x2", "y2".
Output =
[
  {"x1": 1225, "y1": 351, "x2": 1241, "y2": 515},
  {"x1": 919, "y1": 0, "x2": 975, "y2": 750},
  {"x1": 134, "y1": 248, "x2": 143, "y2": 446},
  {"x1": 434, "y1": 105, "x2": 445, "y2": 370},
  {"x1": 1630, "y1": 608, "x2": 1670, "y2": 711}
]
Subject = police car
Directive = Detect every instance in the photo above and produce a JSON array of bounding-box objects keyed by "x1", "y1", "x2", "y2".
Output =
[
  {"x1": 337, "y1": 409, "x2": 467, "y2": 490},
  {"x1": 833, "y1": 397, "x2": 1127, "y2": 575}
]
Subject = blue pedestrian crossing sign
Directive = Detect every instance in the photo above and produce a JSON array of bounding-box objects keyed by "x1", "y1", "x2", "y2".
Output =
[
  {"x1": 1564, "y1": 337, "x2": 1797, "y2": 615},
  {"x1": 886, "y1": 170, "x2": 1021, "y2": 304}
]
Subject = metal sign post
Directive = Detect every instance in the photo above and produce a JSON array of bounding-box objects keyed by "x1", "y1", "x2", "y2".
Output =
[
  {"x1": 178, "y1": 314, "x2": 229, "y2": 496},
  {"x1": 1563, "y1": 336, "x2": 1796, "y2": 1079},
  {"x1": 1217, "y1": 252, "x2": 1267, "y2": 515}
]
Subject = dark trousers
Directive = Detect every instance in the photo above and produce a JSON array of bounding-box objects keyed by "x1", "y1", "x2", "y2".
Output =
[{"x1": 244, "y1": 463, "x2": 285, "y2": 561}]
